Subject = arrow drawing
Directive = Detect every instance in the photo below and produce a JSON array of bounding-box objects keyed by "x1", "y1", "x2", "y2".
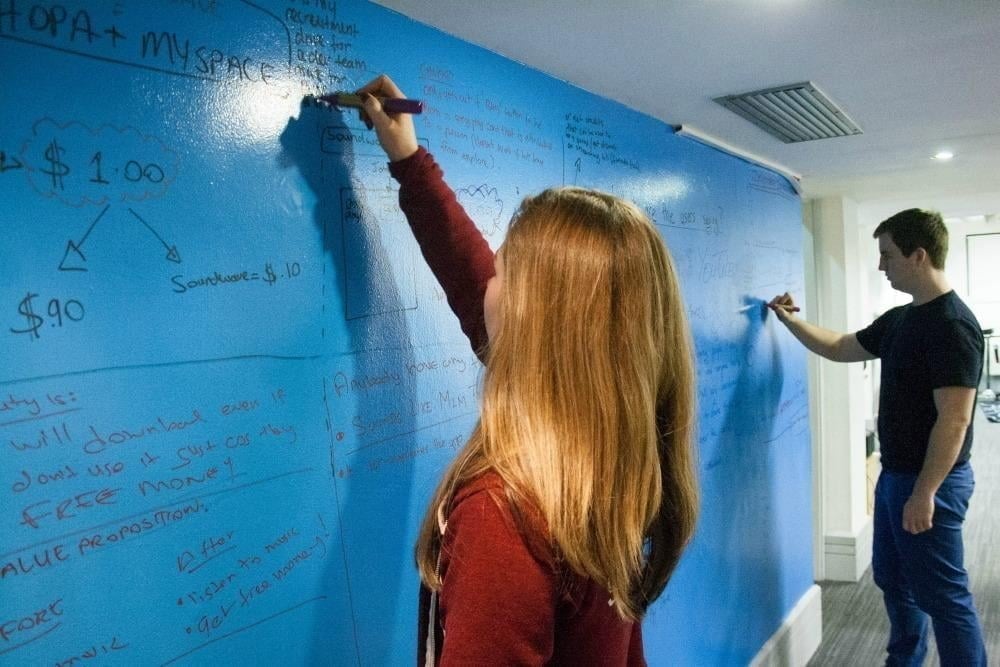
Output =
[
  {"x1": 0, "y1": 150, "x2": 25, "y2": 173},
  {"x1": 128, "y1": 208, "x2": 181, "y2": 263},
  {"x1": 58, "y1": 204, "x2": 110, "y2": 271}
]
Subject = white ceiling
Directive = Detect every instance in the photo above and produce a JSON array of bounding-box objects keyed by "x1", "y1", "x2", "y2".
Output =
[{"x1": 371, "y1": 1, "x2": 1000, "y2": 206}]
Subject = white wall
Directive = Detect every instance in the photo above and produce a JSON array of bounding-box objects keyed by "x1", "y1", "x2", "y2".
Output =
[
  {"x1": 857, "y1": 191, "x2": 1000, "y2": 223},
  {"x1": 803, "y1": 197, "x2": 872, "y2": 582},
  {"x1": 956, "y1": 221, "x2": 1000, "y2": 333}
]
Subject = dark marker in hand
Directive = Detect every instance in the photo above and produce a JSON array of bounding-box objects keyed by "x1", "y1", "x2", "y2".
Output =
[{"x1": 316, "y1": 92, "x2": 424, "y2": 115}]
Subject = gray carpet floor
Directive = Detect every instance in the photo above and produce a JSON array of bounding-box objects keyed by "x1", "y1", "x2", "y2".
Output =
[{"x1": 809, "y1": 404, "x2": 1000, "y2": 666}]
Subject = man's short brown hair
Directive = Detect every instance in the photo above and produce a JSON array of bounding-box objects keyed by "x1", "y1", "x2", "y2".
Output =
[{"x1": 873, "y1": 208, "x2": 949, "y2": 269}]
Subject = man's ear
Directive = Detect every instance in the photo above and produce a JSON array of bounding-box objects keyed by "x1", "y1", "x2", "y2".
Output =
[{"x1": 911, "y1": 247, "x2": 929, "y2": 265}]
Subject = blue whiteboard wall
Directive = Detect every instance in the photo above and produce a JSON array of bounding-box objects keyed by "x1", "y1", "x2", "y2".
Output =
[{"x1": 0, "y1": 1, "x2": 812, "y2": 664}]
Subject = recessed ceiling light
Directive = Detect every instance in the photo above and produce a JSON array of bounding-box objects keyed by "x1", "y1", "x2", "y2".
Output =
[{"x1": 933, "y1": 150, "x2": 954, "y2": 161}]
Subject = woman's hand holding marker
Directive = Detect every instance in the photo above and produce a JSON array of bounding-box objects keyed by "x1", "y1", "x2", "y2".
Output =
[{"x1": 354, "y1": 74, "x2": 419, "y2": 163}]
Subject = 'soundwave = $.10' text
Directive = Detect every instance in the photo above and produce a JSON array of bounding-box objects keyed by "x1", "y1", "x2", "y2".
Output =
[{"x1": 171, "y1": 261, "x2": 302, "y2": 294}]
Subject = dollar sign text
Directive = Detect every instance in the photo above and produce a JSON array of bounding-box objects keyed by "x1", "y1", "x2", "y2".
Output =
[
  {"x1": 263, "y1": 263, "x2": 277, "y2": 286},
  {"x1": 41, "y1": 139, "x2": 70, "y2": 191},
  {"x1": 11, "y1": 292, "x2": 43, "y2": 340}
]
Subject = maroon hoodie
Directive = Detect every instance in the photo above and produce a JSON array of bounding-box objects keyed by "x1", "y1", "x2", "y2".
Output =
[{"x1": 390, "y1": 148, "x2": 646, "y2": 666}]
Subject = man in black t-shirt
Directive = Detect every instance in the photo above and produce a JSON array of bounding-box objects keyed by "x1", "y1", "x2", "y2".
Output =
[{"x1": 769, "y1": 209, "x2": 986, "y2": 666}]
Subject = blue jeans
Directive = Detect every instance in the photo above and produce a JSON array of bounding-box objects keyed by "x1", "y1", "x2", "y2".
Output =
[{"x1": 872, "y1": 462, "x2": 986, "y2": 666}]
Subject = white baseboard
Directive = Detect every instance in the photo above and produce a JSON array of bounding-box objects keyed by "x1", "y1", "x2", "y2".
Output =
[
  {"x1": 750, "y1": 584, "x2": 823, "y2": 667},
  {"x1": 823, "y1": 516, "x2": 873, "y2": 582}
]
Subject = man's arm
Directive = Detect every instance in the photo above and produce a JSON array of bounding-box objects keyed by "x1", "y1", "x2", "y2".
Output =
[
  {"x1": 779, "y1": 317, "x2": 875, "y2": 363},
  {"x1": 768, "y1": 293, "x2": 876, "y2": 363},
  {"x1": 902, "y1": 386, "x2": 976, "y2": 534}
]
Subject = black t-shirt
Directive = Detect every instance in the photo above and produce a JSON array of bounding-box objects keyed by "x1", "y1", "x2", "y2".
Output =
[{"x1": 855, "y1": 291, "x2": 983, "y2": 473}]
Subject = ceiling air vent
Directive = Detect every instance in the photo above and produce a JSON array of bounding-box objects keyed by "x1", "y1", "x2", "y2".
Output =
[{"x1": 714, "y1": 82, "x2": 862, "y2": 143}]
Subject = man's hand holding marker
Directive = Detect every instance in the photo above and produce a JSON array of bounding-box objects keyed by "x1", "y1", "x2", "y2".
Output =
[{"x1": 767, "y1": 292, "x2": 802, "y2": 322}]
